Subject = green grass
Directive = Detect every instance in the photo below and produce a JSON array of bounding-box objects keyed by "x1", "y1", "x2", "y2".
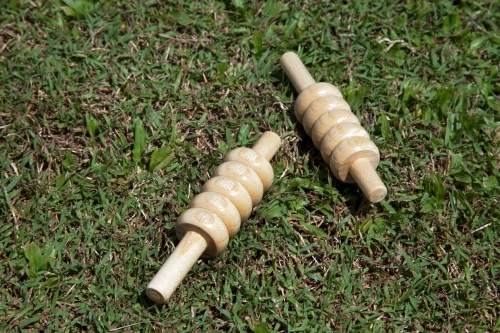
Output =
[{"x1": 1, "y1": 0, "x2": 499, "y2": 332}]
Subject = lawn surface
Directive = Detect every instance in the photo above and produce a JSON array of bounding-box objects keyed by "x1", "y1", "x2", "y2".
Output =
[{"x1": 1, "y1": 0, "x2": 499, "y2": 332}]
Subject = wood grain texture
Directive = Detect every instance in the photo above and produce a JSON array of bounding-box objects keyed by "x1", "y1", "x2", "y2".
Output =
[
  {"x1": 311, "y1": 109, "x2": 360, "y2": 149},
  {"x1": 145, "y1": 231, "x2": 208, "y2": 304},
  {"x1": 293, "y1": 83, "x2": 342, "y2": 123},
  {"x1": 224, "y1": 147, "x2": 274, "y2": 191},
  {"x1": 349, "y1": 158, "x2": 387, "y2": 203},
  {"x1": 189, "y1": 192, "x2": 241, "y2": 238},
  {"x1": 280, "y1": 52, "x2": 387, "y2": 203},
  {"x1": 202, "y1": 176, "x2": 253, "y2": 221},
  {"x1": 251, "y1": 131, "x2": 281, "y2": 161},
  {"x1": 214, "y1": 161, "x2": 264, "y2": 207},
  {"x1": 320, "y1": 123, "x2": 370, "y2": 163},
  {"x1": 280, "y1": 52, "x2": 316, "y2": 93},
  {"x1": 146, "y1": 131, "x2": 281, "y2": 304},
  {"x1": 303, "y1": 95, "x2": 351, "y2": 136}
]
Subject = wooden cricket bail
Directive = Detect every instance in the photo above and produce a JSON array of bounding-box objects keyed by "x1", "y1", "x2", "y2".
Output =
[
  {"x1": 189, "y1": 192, "x2": 241, "y2": 238},
  {"x1": 320, "y1": 123, "x2": 370, "y2": 163},
  {"x1": 280, "y1": 51, "x2": 387, "y2": 203},
  {"x1": 329, "y1": 136, "x2": 380, "y2": 181},
  {"x1": 224, "y1": 147, "x2": 274, "y2": 191},
  {"x1": 202, "y1": 176, "x2": 253, "y2": 221},
  {"x1": 294, "y1": 83, "x2": 343, "y2": 123},
  {"x1": 146, "y1": 131, "x2": 281, "y2": 304},
  {"x1": 311, "y1": 109, "x2": 360, "y2": 149},
  {"x1": 213, "y1": 161, "x2": 264, "y2": 207},
  {"x1": 302, "y1": 95, "x2": 351, "y2": 136},
  {"x1": 176, "y1": 208, "x2": 229, "y2": 258}
]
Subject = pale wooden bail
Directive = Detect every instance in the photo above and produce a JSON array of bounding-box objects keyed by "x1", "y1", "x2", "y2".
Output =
[
  {"x1": 251, "y1": 131, "x2": 281, "y2": 161},
  {"x1": 280, "y1": 51, "x2": 387, "y2": 203},
  {"x1": 146, "y1": 131, "x2": 282, "y2": 304},
  {"x1": 280, "y1": 52, "x2": 315, "y2": 93}
]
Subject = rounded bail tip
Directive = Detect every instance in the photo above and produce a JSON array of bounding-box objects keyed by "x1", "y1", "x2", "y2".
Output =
[
  {"x1": 145, "y1": 287, "x2": 168, "y2": 304},
  {"x1": 280, "y1": 52, "x2": 316, "y2": 93}
]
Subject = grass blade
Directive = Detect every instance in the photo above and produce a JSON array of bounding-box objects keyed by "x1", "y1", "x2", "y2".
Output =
[{"x1": 133, "y1": 118, "x2": 146, "y2": 162}]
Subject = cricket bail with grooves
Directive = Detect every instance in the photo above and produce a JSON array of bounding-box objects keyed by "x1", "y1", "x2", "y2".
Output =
[
  {"x1": 146, "y1": 131, "x2": 281, "y2": 304},
  {"x1": 280, "y1": 52, "x2": 387, "y2": 203}
]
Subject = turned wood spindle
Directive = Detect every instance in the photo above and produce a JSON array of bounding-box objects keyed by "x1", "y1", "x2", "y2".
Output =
[
  {"x1": 280, "y1": 52, "x2": 387, "y2": 203},
  {"x1": 146, "y1": 131, "x2": 281, "y2": 304}
]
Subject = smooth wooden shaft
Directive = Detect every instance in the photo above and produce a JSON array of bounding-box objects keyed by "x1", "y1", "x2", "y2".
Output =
[
  {"x1": 146, "y1": 231, "x2": 208, "y2": 304},
  {"x1": 280, "y1": 52, "x2": 316, "y2": 93},
  {"x1": 349, "y1": 158, "x2": 387, "y2": 203},
  {"x1": 251, "y1": 131, "x2": 281, "y2": 161}
]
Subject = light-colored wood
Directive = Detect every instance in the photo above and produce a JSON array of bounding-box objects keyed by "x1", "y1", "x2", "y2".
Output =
[
  {"x1": 280, "y1": 52, "x2": 316, "y2": 93},
  {"x1": 280, "y1": 51, "x2": 387, "y2": 203},
  {"x1": 146, "y1": 132, "x2": 281, "y2": 304},
  {"x1": 320, "y1": 123, "x2": 370, "y2": 163},
  {"x1": 311, "y1": 109, "x2": 360, "y2": 149},
  {"x1": 349, "y1": 158, "x2": 387, "y2": 203},
  {"x1": 214, "y1": 161, "x2": 264, "y2": 207},
  {"x1": 251, "y1": 131, "x2": 281, "y2": 161},
  {"x1": 224, "y1": 147, "x2": 274, "y2": 191},
  {"x1": 175, "y1": 208, "x2": 229, "y2": 257},
  {"x1": 302, "y1": 95, "x2": 351, "y2": 136},
  {"x1": 189, "y1": 192, "x2": 241, "y2": 238},
  {"x1": 202, "y1": 176, "x2": 253, "y2": 221},
  {"x1": 329, "y1": 136, "x2": 380, "y2": 182},
  {"x1": 145, "y1": 231, "x2": 208, "y2": 304},
  {"x1": 293, "y1": 83, "x2": 342, "y2": 123}
]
